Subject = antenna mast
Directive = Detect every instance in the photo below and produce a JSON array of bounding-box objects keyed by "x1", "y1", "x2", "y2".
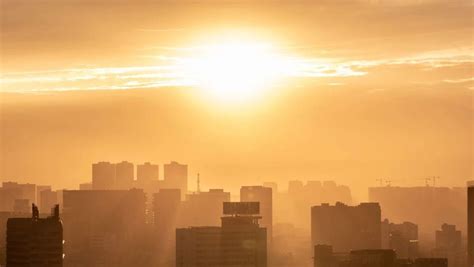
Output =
[{"x1": 197, "y1": 173, "x2": 201, "y2": 193}]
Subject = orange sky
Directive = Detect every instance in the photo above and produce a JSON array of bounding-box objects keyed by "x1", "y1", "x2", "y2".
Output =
[{"x1": 0, "y1": 0, "x2": 472, "y2": 200}]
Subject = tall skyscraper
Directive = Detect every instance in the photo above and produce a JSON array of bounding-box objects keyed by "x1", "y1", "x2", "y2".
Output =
[
  {"x1": 311, "y1": 202, "x2": 381, "y2": 253},
  {"x1": 468, "y1": 181, "x2": 474, "y2": 267},
  {"x1": 115, "y1": 161, "x2": 134, "y2": 190},
  {"x1": 137, "y1": 162, "x2": 159, "y2": 182},
  {"x1": 163, "y1": 161, "x2": 188, "y2": 199},
  {"x1": 92, "y1": 162, "x2": 115, "y2": 190},
  {"x1": 240, "y1": 186, "x2": 273, "y2": 243},
  {"x1": 6, "y1": 204, "x2": 63, "y2": 267},
  {"x1": 176, "y1": 227, "x2": 222, "y2": 267}
]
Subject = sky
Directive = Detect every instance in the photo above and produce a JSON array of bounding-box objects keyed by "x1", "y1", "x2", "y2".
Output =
[{"x1": 0, "y1": 0, "x2": 472, "y2": 200}]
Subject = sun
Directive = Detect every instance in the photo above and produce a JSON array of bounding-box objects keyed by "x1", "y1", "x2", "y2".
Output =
[{"x1": 179, "y1": 40, "x2": 295, "y2": 103}]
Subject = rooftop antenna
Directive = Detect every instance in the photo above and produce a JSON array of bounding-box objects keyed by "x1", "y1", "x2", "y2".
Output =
[{"x1": 197, "y1": 173, "x2": 201, "y2": 193}]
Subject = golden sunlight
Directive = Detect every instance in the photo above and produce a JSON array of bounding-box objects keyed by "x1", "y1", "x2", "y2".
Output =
[{"x1": 179, "y1": 41, "x2": 296, "y2": 103}]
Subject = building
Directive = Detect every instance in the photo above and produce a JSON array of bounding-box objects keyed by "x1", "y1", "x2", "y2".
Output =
[
  {"x1": 39, "y1": 189, "x2": 58, "y2": 213},
  {"x1": 221, "y1": 202, "x2": 267, "y2": 267},
  {"x1": 176, "y1": 202, "x2": 267, "y2": 267},
  {"x1": 381, "y1": 220, "x2": 419, "y2": 259},
  {"x1": 115, "y1": 161, "x2": 134, "y2": 190},
  {"x1": 0, "y1": 182, "x2": 37, "y2": 211},
  {"x1": 153, "y1": 189, "x2": 182, "y2": 267},
  {"x1": 62, "y1": 189, "x2": 146, "y2": 266},
  {"x1": 137, "y1": 162, "x2": 159, "y2": 182},
  {"x1": 6, "y1": 204, "x2": 63, "y2": 267},
  {"x1": 313, "y1": 247, "x2": 447, "y2": 267},
  {"x1": 241, "y1": 186, "x2": 273, "y2": 243},
  {"x1": 182, "y1": 189, "x2": 231, "y2": 226},
  {"x1": 369, "y1": 186, "x2": 466, "y2": 239},
  {"x1": 79, "y1": 183, "x2": 92, "y2": 190},
  {"x1": 469, "y1": 181, "x2": 474, "y2": 267},
  {"x1": 176, "y1": 227, "x2": 222, "y2": 267},
  {"x1": 13, "y1": 199, "x2": 30, "y2": 213},
  {"x1": 433, "y1": 223, "x2": 462, "y2": 267},
  {"x1": 163, "y1": 161, "x2": 188, "y2": 199},
  {"x1": 311, "y1": 202, "x2": 381, "y2": 253},
  {"x1": 92, "y1": 162, "x2": 115, "y2": 190}
]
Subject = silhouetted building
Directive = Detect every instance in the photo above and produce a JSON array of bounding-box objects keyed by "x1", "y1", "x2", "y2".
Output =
[
  {"x1": 176, "y1": 227, "x2": 222, "y2": 267},
  {"x1": 433, "y1": 223, "x2": 463, "y2": 267},
  {"x1": 414, "y1": 258, "x2": 447, "y2": 267},
  {"x1": 115, "y1": 161, "x2": 134, "y2": 190},
  {"x1": 369, "y1": 186, "x2": 466, "y2": 240},
  {"x1": 468, "y1": 181, "x2": 474, "y2": 267},
  {"x1": 176, "y1": 202, "x2": 267, "y2": 267},
  {"x1": 79, "y1": 183, "x2": 92, "y2": 190},
  {"x1": 137, "y1": 162, "x2": 159, "y2": 182},
  {"x1": 0, "y1": 182, "x2": 37, "y2": 212},
  {"x1": 182, "y1": 189, "x2": 231, "y2": 226},
  {"x1": 92, "y1": 162, "x2": 115, "y2": 190},
  {"x1": 220, "y1": 202, "x2": 267, "y2": 267},
  {"x1": 241, "y1": 186, "x2": 273, "y2": 243},
  {"x1": 62, "y1": 189, "x2": 146, "y2": 266},
  {"x1": 163, "y1": 161, "x2": 188, "y2": 199},
  {"x1": 381, "y1": 219, "x2": 419, "y2": 259},
  {"x1": 153, "y1": 189, "x2": 182, "y2": 267},
  {"x1": 39, "y1": 189, "x2": 58, "y2": 213},
  {"x1": 6, "y1": 204, "x2": 62, "y2": 267},
  {"x1": 314, "y1": 245, "x2": 336, "y2": 267},
  {"x1": 346, "y1": 249, "x2": 397, "y2": 267},
  {"x1": 311, "y1": 202, "x2": 381, "y2": 253},
  {"x1": 13, "y1": 199, "x2": 30, "y2": 213}
]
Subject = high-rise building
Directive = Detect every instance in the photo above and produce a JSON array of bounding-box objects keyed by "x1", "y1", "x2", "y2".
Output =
[
  {"x1": 313, "y1": 245, "x2": 335, "y2": 267},
  {"x1": 39, "y1": 189, "x2": 58, "y2": 213},
  {"x1": 137, "y1": 162, "x2": 159, "y2": 182},
  {"x1": 176, "y1": 227, "x2": 222, "y2": 267},
  {"x1": 0, "y1": 182, "x2": 37, "y2": 211},
  {"x1": 381, "y1": 220, "x2": 419, "y2": 259},
  {"x1": 182, "y1": 189, "x2": 231, "y2": 226},
  {"x1": 240, "y1": 186, "x2": 273, "y2": 243},
  {"x1": 221, "y1": 202, "x2": 267, "y2": 267},
  {"x1": 153, "y1": 189, "x2": 182, "y2": 267},
  {"x1": 92, "y1": 162, "x2": 115, "y2": 190},
  {"x1": 467, "y1": 181, "x2": 474, "y2": 267},
  {"x1": 13, "y1": 199, "x2": 30, "y2": 213},
  {"x1": 62, "y1": 189, "x2": 146, "y2": 266},
  {"x1": 115, "y1": 161, "x2": 134, "y2": 190},
  {"x1": 163, "y1": 161, "x2": 188, "y2": 199},
  {"x1": 311, "y1": 202, "x2": 381, "y2": 253},
  {"x1": 176, "y1": 202, "x2": 267, "y2": 267},
  {"x1": 433, "y1": 224, "x2": 463, "y2": 267},
  {"x1": 6, "y1": 204, "x2": 63, "y2": 267}
]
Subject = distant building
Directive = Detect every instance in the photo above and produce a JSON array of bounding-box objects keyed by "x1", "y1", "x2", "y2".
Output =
[
  {"x1": 313, "y1": 247, "x2": 447, "y2": 267},
  {"x1": 0, "y1": 182, "x2": 37, "y2": 211},
  {"x1": 381, "y1": 219, "x2": 419, "y2": 259},
  {"x1": 13, "y1": 199, "x2": 30, "y2": 213},
  {"x1": 6, "y1": 204, "x2": 63, "y2": 267},
  {"x1": 115, "y1": 161, "x2": 134, "y2": 190},
  {"x1": 469, "y1": 181, "x2": 474, "y2": 267},
  {"x1": 311, "y1": 202, "x2": 381, "y2": 252},
  {"x1": 92, "y1": 162, "x2": 115, "y2": 190},
  {"x1": 433, "y1": 224, "x2": 463, "y2": 267},
  {"x1": 163, "y1": 161, "x2": 188, "y2": 199},
  {"x1": 176, "y1": 202, "x2": 267, "y2": 267},
  {"x1": 79, "y1": 183, "x2": 92, "y2": 190},
  {"x1": 39, "y1": 189, "x2": 58, "y2": 213},
  {"x1": 241, "y1": 186, "x2": 273, "y2": 243},
  {"x1": 62, "y1": 189, "x2": 146, "y2": 266},
  {"x1": 176, "y1": 227, "x2": 222, "y2": 267},
  {"x1": 369, "y1": 186, "x2": 466, "y2": 239},
  {"x1": 137, "y1": 162, "x2": 159, "y2": 182},
  {"x1": 153, "y1": 189, "x2": 182, "y2": 267},
  {"x1": 182, "y1": 189, "x2": 231, "y2": 226}
]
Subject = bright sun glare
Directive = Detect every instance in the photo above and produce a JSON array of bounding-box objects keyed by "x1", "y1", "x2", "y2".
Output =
[{"x1": 180, "y1": 41, "x2": 295, "y2": 103}]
